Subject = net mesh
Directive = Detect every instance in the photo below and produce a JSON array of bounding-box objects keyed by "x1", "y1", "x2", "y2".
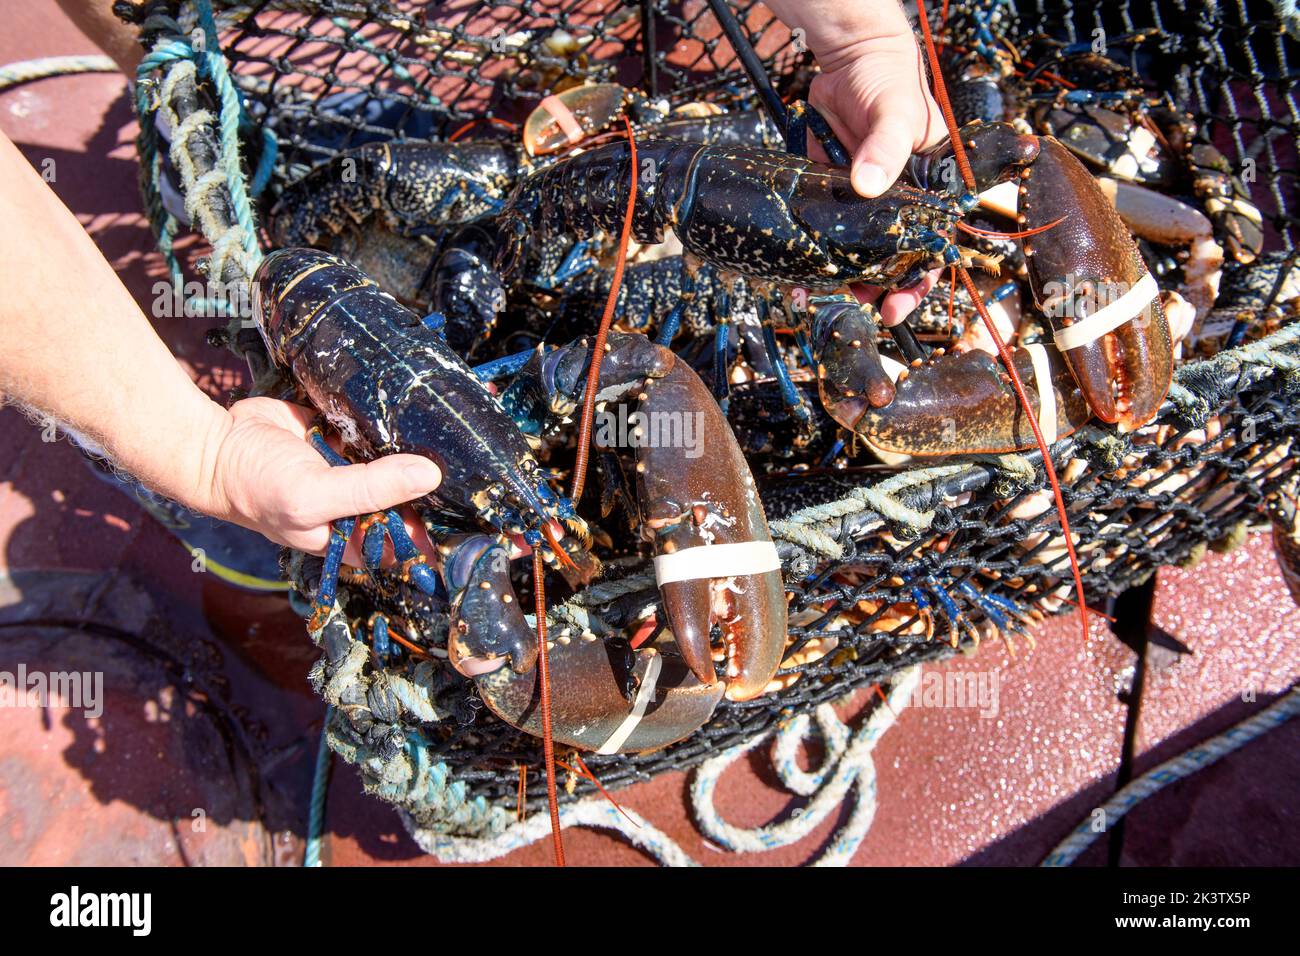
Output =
[{"x1": 132, "y1": 0, "x2": 1300, "y2": 819}]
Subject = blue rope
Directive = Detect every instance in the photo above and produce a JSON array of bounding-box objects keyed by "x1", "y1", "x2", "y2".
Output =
[
  {"x1": 135, "y1": 0, "x2": 275, "y2": 285},
  {"x1": 304, "y1": 705, "x2": 335, "y2": 867},
  {"x1": 134, "y1": 43, "x2": 191, "y2": 289},
  {"x1": 193, "y1": 0, "x2": 265, "y2": 259}
]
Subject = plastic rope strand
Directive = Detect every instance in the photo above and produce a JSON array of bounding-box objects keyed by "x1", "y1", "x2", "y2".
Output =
[
  {"x1": 0, "y1": 55, "x2": 117, "y2": 90},
  {"x1": 193, "y1": 0, "x2": 264, "y2": 258},
  {"x1": 303, "y1": 706, "x2": 334, "y2": 867},
  {"x1": 1042, "y1": 684, "x2": 1300, "y2": 866},
  {"x1": 769, "y1": 464, "x2": 971, "y2": 559},
  {"x1": 690, "y1": 667, "x2": 920, "y2": 861}
]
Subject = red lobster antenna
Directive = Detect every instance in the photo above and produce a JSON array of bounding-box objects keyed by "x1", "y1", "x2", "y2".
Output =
[
  {"x1": 915, "y1": 1, "x2": 1091, "y2": 646},
  {"x1": 526, "y1": 117, "x2": 640, "y2": 867},
  {"x1": 571, "y1": 117, "x2": 640, "y2": 503},
  {"x1": 532, "y1": 549, "x2": 564, "y2": 865}
]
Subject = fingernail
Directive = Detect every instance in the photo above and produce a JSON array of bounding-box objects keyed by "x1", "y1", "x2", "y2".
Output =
[
  {"x1": 405, "y1": 460, "x2": 442, "y2": 490},
  {"x1": 853, "y1": 163, "x2": 888, "y2": 198}
]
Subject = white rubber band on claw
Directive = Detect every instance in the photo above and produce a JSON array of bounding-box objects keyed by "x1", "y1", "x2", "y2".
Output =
[
  {"x1": 538, "y1": 93, "x2": 586, "y2": 145},
  {"x1": 1024, "y1": 342, "x2": 1058, "y2": 445},
  {"x1": 596, "y1": 652, "x2": 661, "y2": 755},
  {"x1": 1053, "y1": 272, "x2": 1159, "y2": 352},
  {"x1": 653, "y1": 541, "x2": 781, "y2": 586}
]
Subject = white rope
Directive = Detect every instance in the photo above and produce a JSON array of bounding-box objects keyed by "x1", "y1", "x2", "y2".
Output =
[
  {"x1": 398, "y1": 667, "x2": 920, "y2": 865},
  {"x1": 690, "y1": 666, "x2": 920, "y2": 863},
  {"x1": 0, "y1": 55, "x2": 117, "y2": 91}
]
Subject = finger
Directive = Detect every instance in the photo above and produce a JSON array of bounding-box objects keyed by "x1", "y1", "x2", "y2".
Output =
[
  {"x1": 803, "y1": 98, "x2": 858, "y2": 167},
  {"x1": 300, "y1": 453, "x2": 442, "y2": 527},
  {"x1": 850, "y1": 115, "x2": 916, "y2": 198},
  {"x1": 340, "y1": 505, "x2": 437, "y2": 568},
  {"x1": 849, "y1": 282, "x2": 884, "y2": 308},
  {"x1": 805, "y1": 130, "x2": 829, "y2": 165},
  {"x1": 879, "y1": 270, "x2": 941, "y2": 327}
]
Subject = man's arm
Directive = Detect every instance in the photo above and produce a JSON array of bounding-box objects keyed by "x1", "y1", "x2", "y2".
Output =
[{"x1": 0, "y1": 130, "x2": 441, "y2": 555}]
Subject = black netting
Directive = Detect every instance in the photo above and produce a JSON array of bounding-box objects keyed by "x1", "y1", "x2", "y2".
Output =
[{"x1": 130, "y1": 0, "x2": 1300, "y2": 821}]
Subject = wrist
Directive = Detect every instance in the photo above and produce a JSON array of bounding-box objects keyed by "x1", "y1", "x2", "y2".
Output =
[
  {"x1": 803, "y1": 24, "x2": 920, "y2": 74},
  {"x1": 773, "y1": 0, "x2": 914, "y2": 68},
  {"x1": 187, "y1": 399, "x2": 236, "y2": 518},
  {"x1": 149, "y1": 394, "x2": 234, "y2": 520}
]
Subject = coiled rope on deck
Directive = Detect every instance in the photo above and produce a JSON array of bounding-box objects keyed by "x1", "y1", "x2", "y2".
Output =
[{"x1": 398, "y1": 666, "x2": 920, "y2": 865}]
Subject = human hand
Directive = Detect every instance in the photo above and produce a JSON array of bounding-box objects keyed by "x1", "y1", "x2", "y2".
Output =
[
  {"x1": 200, "y1": 397, "x2": 442, "y2": 565},
  {"x1": 807, "y1": 32, "x2": 946, "y2": 199},
  {"x1": 808, "y1": 30, "x2": 948, "y2": 326},
  {"x1": 767, "y1": 0, "x2": 949, "y2": 324}
]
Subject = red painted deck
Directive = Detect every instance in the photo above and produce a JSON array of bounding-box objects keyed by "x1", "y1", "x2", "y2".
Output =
[{"x1": 0, "y1": 1, "x2": 1297, "y2": 866}]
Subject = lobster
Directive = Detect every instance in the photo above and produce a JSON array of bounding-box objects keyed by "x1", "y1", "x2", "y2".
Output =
[
  {"x1": 269, "y1": 85, "x2": 781, "y2": 252},
  {"x1": 251, "y1": 248, "x2": 787, "y2": 859},
  {"x1": 267, "y1": 87, "x2": 784, "y2": 356},
  {"x1": 494, "y1": 123, "x2": 1173, "y2": 456}
]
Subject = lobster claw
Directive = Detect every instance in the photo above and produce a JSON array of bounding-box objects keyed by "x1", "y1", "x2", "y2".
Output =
[
  {"x1": 810, "y1": 296, "x2": 896, "y2": 427},
  {"x1": 444, "y1": 533, "x2": 725, "y2": 753},
  {"x1": 628, "y1": 340, "x2": 788, "y2": 701},
  {"x1": 526, "y1": 331, "x2": 789, "y2": 702},
  {"x1": 445, "y1": 535, "x2": 537, "y2": 676},
  {"x1": 918, "y1": 123, "x2": 1174, "y2": 434},
  {"x1": 522, "y1": 83, "x2": 630, "y2": 157},
  {"x1": 1019, "y1": 136, "x2": 1173, "y2": 430},
  {"x1": 471, "y1": 635, "x2": 726, "y2": 754},
  {"x1": 857, "y1": 346, "x2": 1094, "y2": 455}
]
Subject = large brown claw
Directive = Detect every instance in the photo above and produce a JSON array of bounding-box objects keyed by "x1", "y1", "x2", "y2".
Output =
[
  {"x1": 860, "y1": 347, "x2": 1093, "y2": 456},
  {"x1": 474, "y1": 638, "x2": 726, "y2": 753},
  {"x1": 446, "y1": 534, "x2": 724, "y2": 753},
  {"x1": 630, "y1": 341, "x2": 788, "y2": 702},
  {"x1": 1019, "y1": 136, "x2": 1173, "y2": 431}
]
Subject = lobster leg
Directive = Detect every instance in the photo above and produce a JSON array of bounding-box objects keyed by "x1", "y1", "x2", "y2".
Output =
[
  {"x1": 307, "y1": 514, "x2": 356, "y2": 631},
  {"x1": 654, "y1": 260, "x2": 697, "y2": 346},
  {"x1": 784, "y1": 100, "x2": 852, "y2": 166},
  {"x1": 305, "y1": 426, "x2": 441, "y2": 606},
  {"x1": 712, "y1": 304, "x2": 733, "y2": 406},
  {"x1": 758, "y1": 296, "x2": 815, "y2": 425}
]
